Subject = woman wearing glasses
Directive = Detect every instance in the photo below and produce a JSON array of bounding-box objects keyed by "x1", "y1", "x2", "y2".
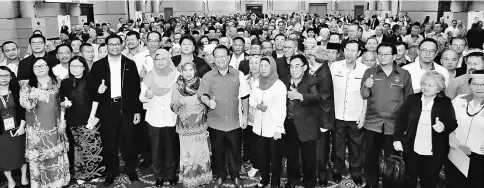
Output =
[
  {"x1": 20, "y1": 57, "x2": 70, "y2": 188},
  {"x1": 59, "y1": 56, "x2": 104, "y2": 182},
  {"x1": 0, "y1": 66, "x2": 29, "y2": 188},
  {"x1": 446, "y1": 70, "x2": 484, "y2": 188}
]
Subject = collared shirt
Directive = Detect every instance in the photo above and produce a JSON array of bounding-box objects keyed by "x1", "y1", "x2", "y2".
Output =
[
  {"x1": 0, "y1": 59, "x2": 20, "y2": 76},
  {"x1": 414, "y1": 95, "x2": 435, "y2": 155},
  {"x1": 122, "y1": 46, "x2": 146, "y2": 61},
  {"x1": 452, "y1": 94, "x2": 484, "y2": 155},
  {"x1": 133, "y1": 50, "x2": 154, "y2": 74},
  {"x1": 229, "y1": 53, "x2": 245, "y2": 69},
  {"x1": 108, "y1": 55, "x2": 122, "y2": 98},
  {"x1": 52, "y1": 64, "x2": 69, "y2": 80},
  {"x1": 426, "y1": 32, "x2": 448, "y2": 53},
  {"x1": 197, "y1": 67, "x2": 250, "y2": 132},
  {"x1": 445, "y1": 26, "x2": 459, "y2": 37},
  {"x1": 362, "y1": 29, "x2": 375, "y2": 41},
  {"x1": 446, "y1": 74, "x2": 471, "y2": 100},
  {"x1": 361, "y1": 64, "x2": 414, "y2": 134},
  {"x1": 402, "y1": 59, "x2": 450, "y2": 93},
  {"x1": 331, "y1": 60, "x2": 368, "y2": 121}
]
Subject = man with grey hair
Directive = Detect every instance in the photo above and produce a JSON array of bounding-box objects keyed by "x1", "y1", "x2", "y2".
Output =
[
  {"x1": 360, "y1": 51, "x2": 377, "y2": 68},
  {"x1": 220, "y1": 37, "x2": 231, "y2": 48}
]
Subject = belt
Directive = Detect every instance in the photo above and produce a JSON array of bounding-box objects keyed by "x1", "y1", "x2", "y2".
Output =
[{"x1": 111, "y1": 96, "x2": 122, "y2": 103}]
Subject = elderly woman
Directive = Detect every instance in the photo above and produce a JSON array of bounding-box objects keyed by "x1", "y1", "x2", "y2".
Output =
[
  {"x1": 394, "y1": 71, "x2": 458, "y2": 188},
  {"x1": 446, "y1": 69, "x2": 484, "y2": 188},
  {"x1": 360, "y1": 51, "x2": 378, "y2": 68}
]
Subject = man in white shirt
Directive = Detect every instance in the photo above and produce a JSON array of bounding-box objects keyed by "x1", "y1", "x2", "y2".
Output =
[
  {"x1": 374, "y1": 26, "x2": 384, "y2": 44},
  {"x1": 362, "y1": 22, "x2": 375, "y2": 42},
  {"x1": 403, "y1": 38, "x2": 450, "y2": 93},
  {"x1": 134, "y1": 31, "x2": 161, "y2": 81},
  {"x1": 229, "y1": 37, "x2": 247, "y2": 69},
  {"x1": 0, "y1": 41, "x2": 21, "y2": 76},
  {"x1": 444, "y1": 20, "x2": 459, "y2": 38},
  {"x1": 53, "y1": 44, "x2": 72, "y2": 80},
  {"x1": 330, "y1": 40, "x2": 368, "y2": 186},
  {"x1": 122, "y1": 31, "x2": 146, "y2": 60}
]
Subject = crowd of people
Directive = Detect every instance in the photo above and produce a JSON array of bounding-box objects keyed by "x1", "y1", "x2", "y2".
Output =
[{"x1": 0, "y1": 11, "x2": 484, "y2": 188}]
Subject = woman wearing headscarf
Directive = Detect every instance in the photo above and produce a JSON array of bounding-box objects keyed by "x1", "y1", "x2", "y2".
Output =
[
  {"x1": 139, "y1": 49, "x2": 180, "y2": 187},
  {"x1": 171, "y1": 61, "x2": 212, "y2": 188},
  {"x1": 249, "y1": 56, "x2": 287, "y2": 188}
]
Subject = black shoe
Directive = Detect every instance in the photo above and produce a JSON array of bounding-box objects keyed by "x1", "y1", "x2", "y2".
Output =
[
  {"x1": 212, "y1": 178, "x2": 224, "y2": 188},
  {"x1": 255, "y1": 182, "x2": 268, "y2": 188},
  {"x1": 319, "y1": 179, "x2": 329, "y2": 187},
  {"x1": 353, "y1": 176, "x2": 363, "y2": 186},
  {"x1": 284, "y1": 182, "x2": 295, "y2": 188},
  {"x1": 155, "y1": 179, "x2": 164, "y2": 187},
  {"x1": 333, "y1": 173, "x2": 342, "y2": 183},
  {"x1": 127, "y1": 173, "x2": 139, "y2": 182},
  {"x1": 169, "y1": 178, "x2": 178, "y2": 186},
  {"x1": 103, "y1": 174, "x2": 116, "y2": 186},
  {"x1": 363, "y1": 185, "x2": 377, "y2": 188},
  {"x1": 233, "y1": 177, "x2": 243, "y2": 188},
  {"x1": 139, "y1": 160, "x2": 151, "y2": 170}
]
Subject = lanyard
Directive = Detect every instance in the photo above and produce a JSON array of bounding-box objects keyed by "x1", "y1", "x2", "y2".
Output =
[{"x1": 0, "y1": 92, "x2": 10, "y2": 108}]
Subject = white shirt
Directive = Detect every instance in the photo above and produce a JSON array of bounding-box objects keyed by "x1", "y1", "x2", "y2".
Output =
[
  {"x1": 330, "y1": 60, "x2": 368, "y2": 121},
  {"x1": 133, "y1": 50, "x2": 154, "y2": 74},
  {"x1": 229, "y1": 53, "x2": 245, "y2": 69},
  {"x1": 414, "y1": 96, "x2": 434, "y2": 155},
  {"x1": 249, "y1": 80, "x2": 287, "y2": 138},
  {"x1": 402, "y1": 59, "x2": 450, "y2": 93},
  {"x1": 52, "y1": 64, "x2": 69, "y2": 80},
  {"x1": 445, "y1": 26, "x2": 459, "y2": 37},
  {"x1": 108, "y1": 55, "x2": 122, "y2": 98},
  {"x1": 139, "y1": 71, "x2": 180, "y2": 128},
  {"x1": 0, "y1": 60, "x2": 19, "y2": 76},
  {"x1": 452, "y1": 95, "x2": 484, "y2": 155},
  {"x1": 362, "y1": 29, "x2": 375, "y2": 41}
]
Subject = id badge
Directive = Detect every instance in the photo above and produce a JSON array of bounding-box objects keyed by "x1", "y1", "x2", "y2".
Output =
[{"x1": 3, "y1": 117, "x2": 15, "y2": 131}]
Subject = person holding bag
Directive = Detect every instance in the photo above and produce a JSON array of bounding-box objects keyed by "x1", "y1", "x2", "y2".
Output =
[{"x1": 394, "y1": 71, "x2": 458, "y2": 188}]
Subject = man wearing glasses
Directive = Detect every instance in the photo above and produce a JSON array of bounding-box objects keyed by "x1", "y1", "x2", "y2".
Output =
[
  {"x1": 446, "y1": 52, "x2": 484, "y2": 99},
  {"x1": 17, "y1": 34, "x2": 59, "y2": 80},
  {"x1": 88, "y1": 34, "x2": 142, "y2": 186},
  {"x1": 403, "y1": 38, "x2": 450, "y2": 93},
  {"x1": 361, "y1": 42, "x2": 413, "y2": 188}
]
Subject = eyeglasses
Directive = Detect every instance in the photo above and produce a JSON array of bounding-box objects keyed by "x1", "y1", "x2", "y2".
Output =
[
  {"x1": 0, "y1": 75, "x2": 11, "y2": 79},
  {"x1": 33, "y1": 64, "x2": 48, "y2": 70},
  {"x1": 31, "y1": 41, "x2": 44, "y2": 46},
  {"x1": 470, "y1": 83, "x2": 484, "y2": 88},
  {"x1": 378, "y1": 53, "x2": 393, "y2": 57},
  {"x1": 214, "y1": 55, "x2": 227, "y2": 60},
  {"x1": 290, "y1": 65, "x2": 304, "y2": 69},
  {"x1": 420, "y1": 49, "x2": 436, "y2": 55},
  {"x1": 70, "y1": 65, "x2": 85, "y2": 69},
  {"x1": 154, "y1": 58, "x2": 168, "y2": 61},
  {"x1": 107, "y1": 43, "x2": 122, "y2": 47}
]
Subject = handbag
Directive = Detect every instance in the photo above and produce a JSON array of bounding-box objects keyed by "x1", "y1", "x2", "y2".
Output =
[{"x1": 383, "y1": 151, "x2": 406, "y2": 184}]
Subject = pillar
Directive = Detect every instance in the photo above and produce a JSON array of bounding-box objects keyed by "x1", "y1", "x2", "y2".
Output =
[
  {"x1": 378, "y1": 0, "x2": 390, "y2": 11},
  {"x1": 332, "y1": 0, "x2": 338, "y2": 11},
  {"x1": 20, "y1": 1, "x2": 36, "y2": 18},
  {"x1": 152, "y1": 0, "x2": 160, "y2": 13},
  {"x1": 69, "y1": 3, "x2": 81, "y2": 17},
  {"x1": 450, "y1": 0, "x2": 466, "y2": 12},
  {"x1": 368, "y1": 0, "x2": 377, "y2": 11}
]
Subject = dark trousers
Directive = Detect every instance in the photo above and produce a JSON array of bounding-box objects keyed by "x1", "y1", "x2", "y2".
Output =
[
  {"x1": 285, "y1": 121, "x2": 317, "y2": 188},
  {"x1": 445, "y1": 152, "x2": 484, "y2": 188},
  {"x1": 147, "y1": 124, "x2": 179, "y2": 180},
  {"x1": 364, "y1": 129, "x2": 395, "y2": 187},
  {"x1": 317, "y1": 131, "x2": 330, "y2": 181},
  {"x1": 332, "y1": 120, "x2": 364, "y2": 177},
  {"x1": 135, "y1": 109, "x2": 152, "y2": 163},
  {"x1": 404, "y1": 151, "x2": 445, "y2": 188},
  {"x1": 254, "y1": 134, "x2": 283, "y2": 186},
  {"x1": 99, "y1": 102, "x2": 137, "y2": 175},
  {"x1": 66, "y1": 124, "x2": 75, "y2": 176},
  {"x1": 243, "y1": 126, "x2": 259, "y2": 168},
  {"x1": 209, "y1": 127, "x2": 242, "y2": 179}
]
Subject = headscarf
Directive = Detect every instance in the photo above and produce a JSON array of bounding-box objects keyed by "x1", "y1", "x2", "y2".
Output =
[
  {"x1": 143, "y1": 49, "x2": 177, "y2": 96},
  {"x1": 259, "y1": 56, "x2": 279, "y2": 90},
  {"x1": 176, "y1": 61, "x2": 200, "y2": 96}
]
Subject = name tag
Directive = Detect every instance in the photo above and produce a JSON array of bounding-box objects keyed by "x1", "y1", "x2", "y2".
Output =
[{"x1": 3, "y1": 117, "x2": 15, "y2": 131}]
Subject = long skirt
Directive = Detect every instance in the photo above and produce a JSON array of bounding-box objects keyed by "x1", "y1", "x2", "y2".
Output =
[{"x1": 179, "y1": 130, "x2": 212, "y2": 188}]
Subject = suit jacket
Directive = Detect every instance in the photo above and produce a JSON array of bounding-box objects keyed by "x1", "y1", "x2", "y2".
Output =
[
  {"x1": 171, "y1": 54, "x2": 211, "y2": 77},
  {"x1": 275, "y1": 57, "x2": 291, "y2": 84},
  {"x1": 17, "y1": 53, "x2": 59, "y2": 80},
  {"x1": 309, "y1": 63, "x2": 335, "y2": 130},
  {"x1": 238, "y1": 59, "x2": 250, "y2": 75},
  {"x1": 370, "y1": 19, "x2": 379, "y2": 29},
  {"x1": 285, "y1": 73, "x2": 321, "y2": 142},
  {"x1": 88, "y1": 55, "x2": 142, "y2": 119},
  {"x1": 394, "y1": 92, "x2": 458, "y2": 158}
]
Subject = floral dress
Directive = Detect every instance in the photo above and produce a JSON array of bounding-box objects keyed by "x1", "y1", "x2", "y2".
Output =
[{"x1": 20, "y1": 80, "x2": 70, "y2": 188}]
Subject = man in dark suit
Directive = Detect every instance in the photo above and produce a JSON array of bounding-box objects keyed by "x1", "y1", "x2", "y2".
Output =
[
  {"x1": 284, "y1": 54, "x2": 321, "y2": 188},
  {"x1": 88, "y1": 34, "x2": 142, "y2": 186},
  {"x1": 275, "y1": 39, "x2": 297, "y2": 84},
  {"x1": 17, "y1": 34, "x2": 59, "y2": 80},
  {"x1": 369, "y1": 15, "x2": 379, "y2": 30}
]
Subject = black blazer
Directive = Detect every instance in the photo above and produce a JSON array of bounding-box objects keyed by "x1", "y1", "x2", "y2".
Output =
[
  {"x1": 88, "y1": 55, "x2": 142, "y2": 119},
  {"x1": 309, "y1": 62, "x2": 335, "y2": 130},
  {"x1": 394, "y1": 92, "x2": 458, "y2": 158},
  {"x1": 284, "y1": 73, "x2": 321, "y2": 142},
  {"x1": 0, "y1": 85, "x2": 25, "y2": 134},
  {"x1": 171, "y1": 55, "x2": 211, "y2": 77},
  {"x1": 17, "y1": 53, "x2": 59, "y2": 81},
  {"x1": 238, "y1": 59, "x2": 250, "y2": 75},
  {"x1": 275, "y1": 57, "x2": 291, "y2": 84}
]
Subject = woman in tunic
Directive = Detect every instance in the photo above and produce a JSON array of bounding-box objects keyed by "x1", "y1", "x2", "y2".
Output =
[
  {"x1": 0, "y1": 66, "x2": 29, "y2": 188},
  {"x1": 171, "y1": 61, "x2": 212, "y2": 188},
  {"x1": 20, "y1": 57, "x2": 70, "y2": 188},
  {"x1": 59, "y1": 56, "x2": 104, "y2": 181}
]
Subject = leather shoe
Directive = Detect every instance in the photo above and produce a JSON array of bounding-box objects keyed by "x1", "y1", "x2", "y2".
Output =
[
  {"x1": 254, "y1": 182, "x2": 268, "y2": 188},
  {"x1": 353, "y1": 176, "x2": 363, "y2": 186},
  {"x1": 169, "y1": 178, "x2": 178, "y2": 186},
  {"x1": 155, "y1": 179, "x2": 164, "y2": 187},
  {"x1": 319, "y1": 179, "x2": 329, "y2": 187},
  {"x1": 139, "y1": 160, "x2": 151, "y2": 170},
  {"x1": 233, "y1": 177, "x2": 243, "y2": 188},
  {"x1": 103, "y1": 174, "x2": 116, "y2": 186},
  {"x1": 333, "y1": 173, "x2": 342, "y2": 183},
  {"x1": 284, "y1": 182, "x2": 295, "y2": 188},
  {"x1": 212, "y1": 178, "x2": 224, "y2": 188},
  {"x1": 127, "y1": 173, "x2": 139, "y2": 182}
]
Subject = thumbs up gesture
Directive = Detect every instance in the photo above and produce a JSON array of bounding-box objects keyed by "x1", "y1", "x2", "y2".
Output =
[
  {"x1": 140, "y1": 65, "x2": 147, "y2": 79},
  {"x1": 287, "y1": 86, "x2": 302, "y2": 101},
  {"x1": 432, "y1": 117, "x2": 445, "y2": 133},
  {"x1": 62, "y1": 97, "x2": 72, "y2": 108},
  {"x1": 98, "y1": 79, "x2": 107, "y2": 94},
  {"x1": 364, "y1": 74, "x2": 374, "y2": 88},
  {"x1": 208, "y1": 96, "x2": 216, "y2": 109},
  {"x1": 256, "y1": 101, "x2": 267, "y2": 112},
  {"x1": 145, "y1": 86, "x2": 154, "y2": 99}
]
